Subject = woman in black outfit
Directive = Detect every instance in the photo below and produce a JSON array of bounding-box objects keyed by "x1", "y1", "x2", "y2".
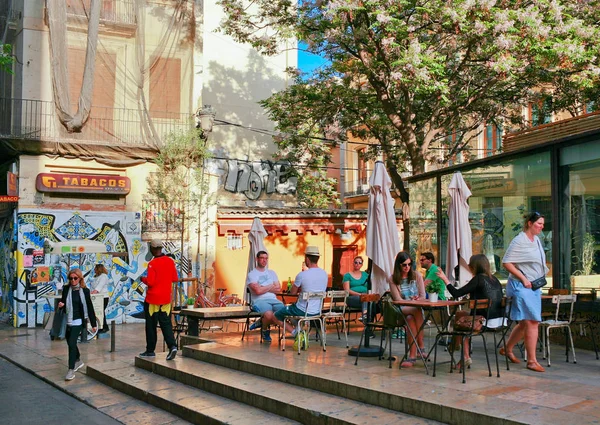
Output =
[
  {"x1": 436, "y1": 254, "x2": 503, "y2": 369},
  {"x1": 58, "y1": 268, "x2": 96, "y2": 381}
]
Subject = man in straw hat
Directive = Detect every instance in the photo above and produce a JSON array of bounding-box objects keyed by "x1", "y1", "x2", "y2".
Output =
[
  {"x1": 262, "y1": 246, "x2": 327, "y2": 338},
  {"x1": 139, "y1": 239, "x2": 179, "y2": 361}
]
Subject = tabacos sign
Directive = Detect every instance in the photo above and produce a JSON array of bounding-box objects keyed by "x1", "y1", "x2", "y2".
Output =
[{"x1": 36, "y1": 173, "x2": 131, "y2": 195}]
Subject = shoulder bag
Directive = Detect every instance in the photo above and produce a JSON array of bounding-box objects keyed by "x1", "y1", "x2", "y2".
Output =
[{"x1": 519, "y1": 239, "x2": 547, "y2": 291}]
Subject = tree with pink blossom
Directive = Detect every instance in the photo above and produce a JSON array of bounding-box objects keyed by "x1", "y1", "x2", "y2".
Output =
[{"x1": 218, "y1": 0, "x2": 600, "y2": 195}]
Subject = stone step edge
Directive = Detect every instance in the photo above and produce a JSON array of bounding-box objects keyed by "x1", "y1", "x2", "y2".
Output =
[
  {"x1": 136, "y1": 356, "x2": 392, "y2": 425},
  {"x1": 182, "y1": 344, "x2": 524, "y2": 425},
  {"x1": 87, "y1": 362, "x2": 298, "y2": 425}
]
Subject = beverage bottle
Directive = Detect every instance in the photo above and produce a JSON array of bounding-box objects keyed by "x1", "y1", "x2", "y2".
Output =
[{"x1": 287, "y1": 277, "x2": 292, "y2": 292}]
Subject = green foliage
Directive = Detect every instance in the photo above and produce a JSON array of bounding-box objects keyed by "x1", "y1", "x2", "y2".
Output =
[
  {"x1": 573, "y1": 233, "x2": 597, "y2": 276},
  {"x1": 146, "y1": 128, "x2": 214, "y2": 238},
  {"x1": 297, "y1": 172, "x2": 342, "y2": 209},
  {"x1": 0, "y1": 44, "x2": 14, "y2": 74},
  {"x1": 148, "y1": 128, "x2": 212, "y2": 202},
  {"x1": 219, "y1": 0, "x2": 600, "y2": 177},
  {"x1": 426, "y1": 279, "x2": 444, "y2": 294}
]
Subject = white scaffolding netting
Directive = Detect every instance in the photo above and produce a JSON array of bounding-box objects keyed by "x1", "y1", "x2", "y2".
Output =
[{"x1": 44, "y1": 0, "x2": 195, "y2": 157}]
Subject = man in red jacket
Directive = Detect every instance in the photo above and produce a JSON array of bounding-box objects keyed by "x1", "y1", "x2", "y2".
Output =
[{"x1": 139, "y1": 239, "x2": 179, "y2": 360}]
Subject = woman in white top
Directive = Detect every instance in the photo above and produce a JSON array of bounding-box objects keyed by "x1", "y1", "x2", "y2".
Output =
[
  {"x1": 91, "y1": 264, "x2": 109, "y2": 332},
  {"x1": 501, "y1": 212, "x2": 548, "y2": 373}
]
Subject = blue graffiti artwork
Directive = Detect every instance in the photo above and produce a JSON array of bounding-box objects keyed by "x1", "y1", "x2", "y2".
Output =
[
  {"x1": 17, "y1": 311, "x2": 25, "y2": 318},
  {"x1": 55, "y1": 214, "x2": 96, "y2": 240},
  {"x1": 17, "y1": 213, "x2": 58, "y2": 246}
]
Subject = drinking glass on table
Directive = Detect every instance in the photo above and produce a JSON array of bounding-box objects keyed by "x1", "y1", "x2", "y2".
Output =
[{"x1": 409, "y1": 280, "x2": 418, "y2": 299}]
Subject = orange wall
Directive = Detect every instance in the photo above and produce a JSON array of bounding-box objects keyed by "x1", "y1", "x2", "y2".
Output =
[{"x1": 214, "y1": 229, "x2": 367, "y2": 299}]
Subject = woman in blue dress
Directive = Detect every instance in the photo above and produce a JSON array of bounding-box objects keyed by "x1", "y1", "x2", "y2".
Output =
[{"x1": 501, "y1": 212, "x2": 548, "y2": 373}]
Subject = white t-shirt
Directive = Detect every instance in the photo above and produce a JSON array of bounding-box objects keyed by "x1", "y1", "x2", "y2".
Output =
[
  {"x1": 294, "y1": 267, "x2": 328, "y2": 314},
  {"x1": 246, "y1": 268, "x2": 279, "y2": 303},
  {"x1": 93, "y1": 274, "x2": 109, "y2": 295}
]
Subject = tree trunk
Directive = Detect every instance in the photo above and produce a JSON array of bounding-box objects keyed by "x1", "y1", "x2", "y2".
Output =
[{"x1": 386, "y1": 162, "x2": 410, "y2": 252}]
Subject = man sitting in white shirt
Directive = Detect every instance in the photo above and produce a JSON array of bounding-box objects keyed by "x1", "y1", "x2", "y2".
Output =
[
  {"x1": 262, "y1": 246, "x2": 328, "y2": 338},
  {"x1": 246, "y1": 250, "x2": 284, "y2": 342}
]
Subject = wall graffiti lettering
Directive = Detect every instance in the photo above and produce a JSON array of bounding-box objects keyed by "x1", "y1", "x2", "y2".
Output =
[{"x1": 220, "y1": 159, "x2": 297, "y2": 200}]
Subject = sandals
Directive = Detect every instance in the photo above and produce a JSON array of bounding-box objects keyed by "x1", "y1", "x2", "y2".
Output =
[
  {"x1": 401, "y1": 358, "x2": 417, "y2": 368},
  {"x1": 417, "y1": 347, "x2": 429, "y2": 360},
  {"x1": 527, "y1": 362, "x2": 545, "y2": 373},
  {"x1": 455, "y1": 357, "x2": 473, "y2": 370},
  {"x1": 499, "y1": 347, "x2": 521, "y2": 364}
]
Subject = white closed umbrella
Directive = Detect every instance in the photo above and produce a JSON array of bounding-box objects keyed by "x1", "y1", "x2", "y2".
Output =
[
  {"x1": 246, "y1": 217, "x2": 267, "y2": 302},
  {"x1": 445, "y1": 172, "x2": 473, "y2": 288},
  {"x1": 366, "y1": 161, "x2": 400, "y2": 295}
]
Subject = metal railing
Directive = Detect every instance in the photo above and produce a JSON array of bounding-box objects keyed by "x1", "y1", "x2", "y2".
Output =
[
  {"x1": 343, "y1": 177, "x2": 399, "y2": 197},
  {"x1": 344, "y1": 179, "x2": 370, "y2": 197},
  {"x1": 0, "y1": 98, "x2": 194, "y2": 147},
  {"x1": 142, "y1": 199, "x2": 199, "y2": 234},
  {"x1": 67, "y1": 0, "x2": 136, "y2": 26}
]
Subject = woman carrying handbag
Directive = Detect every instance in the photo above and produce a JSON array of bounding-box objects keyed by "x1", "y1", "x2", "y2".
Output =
[{"x1": 58, "y1": 268, "x2": 97, "y2": 381}]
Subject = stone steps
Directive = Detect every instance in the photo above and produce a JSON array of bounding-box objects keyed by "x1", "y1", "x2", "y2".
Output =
[
  {"x1": 87, "y1": 360, "x2": 299, "y2": 425},
  {"x1": 133, "y1": 354, "x2": 442, "y2": 425},
  {"x1": 182, "y1": 343, "x2": 523, "y2": 425}
]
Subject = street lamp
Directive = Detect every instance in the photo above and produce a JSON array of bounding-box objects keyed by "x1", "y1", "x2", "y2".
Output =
[
  {"x1": 194, "y1": 105, "x2": 216, "y2": 285},
  {"x1": 195, "y1": 105, "x2": 216, "y2": 134}
]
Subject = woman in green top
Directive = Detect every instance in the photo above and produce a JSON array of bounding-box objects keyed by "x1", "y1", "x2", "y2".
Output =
[{"x1": 342, "y1": 256, "x2": 368, "y2": 310}]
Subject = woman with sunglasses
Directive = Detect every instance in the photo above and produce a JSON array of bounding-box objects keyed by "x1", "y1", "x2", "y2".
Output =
[
  {"x1": 500, "y1": 212, "x2": 548, "y2": 373},
  {"x1": 342, "y1": 256, "x2": 369, "y2": 315},
  {"x1": 57, "y1": 268, "x2": 97, "y2": 381},
  {"x1": 388, "y1": 251, "x2": 426, "y2": 367}
]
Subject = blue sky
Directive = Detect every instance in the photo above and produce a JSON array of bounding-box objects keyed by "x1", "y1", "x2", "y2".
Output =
[{"x1": 297, "y1": 42, "x2": 329, "y2": 74}]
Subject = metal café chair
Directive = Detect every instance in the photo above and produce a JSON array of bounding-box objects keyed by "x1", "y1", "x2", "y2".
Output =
[
  {"x1": 321, "y1": 290, "x2": 349, "y2": 348},
  {"x1": 433, "y1": 298, "x2": 493, "y2": 384},
  {"x1": 282, "y1": 291, "x2": 327, "y2": 354},
  {"x1": 539, "y1": 294, "x2": 577, "y2": 367}
]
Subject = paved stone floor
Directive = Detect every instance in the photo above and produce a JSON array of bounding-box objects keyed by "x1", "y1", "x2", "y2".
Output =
[
  {"x1": 0, "y1": 356, "x2": 122, "y2": 424},
  {"x1": 0, "y1": 320, "x2": 599, "y2": 424}
]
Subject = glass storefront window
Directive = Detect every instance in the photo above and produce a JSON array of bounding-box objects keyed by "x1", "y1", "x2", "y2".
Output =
[
  {"x1": 559, "y1": 140, "x2": 600, "y2": 290},
  {"x1": 438, "y1": 152, "x2": 552, "y2": 283},
  {"x1": 408, "y1": 177, "x2": 438, "y2": 271}
]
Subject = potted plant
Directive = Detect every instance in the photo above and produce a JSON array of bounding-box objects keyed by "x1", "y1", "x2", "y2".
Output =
[{"x1": 426, "y1": 281, "x2": 442, "y2": 302}]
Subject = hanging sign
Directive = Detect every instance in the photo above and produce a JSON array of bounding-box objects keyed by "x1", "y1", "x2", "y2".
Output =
[
  {"x1": 36, "y1": 173, "x2": 131, "y2": 195},
  {"x1": 0, "y1": 196, "x2": 18, "y2": 202},
  {"x1": 7, "y1": 171, "x2": 18, "y2": 196}
]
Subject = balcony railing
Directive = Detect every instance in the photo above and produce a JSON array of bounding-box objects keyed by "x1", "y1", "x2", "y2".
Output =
[
  {"x1": 66, "y1": 0, "x2": 136, "y2": 26},
  {"x1": 344, "y1": 179, "x2": 370, "y2": 197},
  {"x1": 343, "y1": 177, "x2": 399, "y2": 197},
  {"x1": 142, "y1": 199, "x2": 199, "y2": 234},
  {"x1": 0, "y1": 98, "x2": 194, "y2": 147}
]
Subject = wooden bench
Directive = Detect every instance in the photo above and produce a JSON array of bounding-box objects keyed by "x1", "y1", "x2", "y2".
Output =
[{"x1": 179, "y1": 306, "x2": 261, "y2": 336}]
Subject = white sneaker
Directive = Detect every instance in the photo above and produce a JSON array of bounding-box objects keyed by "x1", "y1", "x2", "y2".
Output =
[
  {"x1": 65, "y1": 369, "x2": 75, "y2": 381},
  {"x1": 74, "y1": 360, "x2": 84, "y2": 372}
]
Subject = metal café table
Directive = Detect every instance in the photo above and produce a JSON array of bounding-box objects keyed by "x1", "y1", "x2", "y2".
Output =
[{"x1": 392, "y1": 299, "x2": 466, "y2": 373}]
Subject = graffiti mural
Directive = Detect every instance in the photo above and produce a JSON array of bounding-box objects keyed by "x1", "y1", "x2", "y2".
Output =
[
  {"x1": 0, "y1": 216, "x2": 15, "y2": 322},
  {"x1": 217, "y1": 159, "x2": 297, "y2": 200},
  {"x1": 14, "y1": 209, "x2": 192, "y2": 328}
]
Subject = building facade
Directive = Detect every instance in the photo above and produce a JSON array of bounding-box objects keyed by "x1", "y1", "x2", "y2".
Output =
[
  {"x1": 0, "y1": 0, "x2": 296, "y2": 327},
  {"x1": 406, "y1": 112, "x2": 600, "y2": 297}
]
